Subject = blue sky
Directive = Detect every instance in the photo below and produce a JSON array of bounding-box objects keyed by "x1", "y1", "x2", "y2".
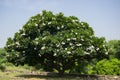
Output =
[{"x1": 0, "y1": 0, "x2": 120, "y2": 48}]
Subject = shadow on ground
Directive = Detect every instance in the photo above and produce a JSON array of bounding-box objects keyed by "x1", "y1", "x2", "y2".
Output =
[
  {"x1": 15, "y1": 72, "x2": 99, "y2": 80},
  {"x1": 16, "y1": 73, "x2": 75, "y2": 79}
]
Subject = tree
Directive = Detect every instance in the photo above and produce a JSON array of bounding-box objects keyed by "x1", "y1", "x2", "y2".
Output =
[
  {"x1": 5, "y1": 10, "x2": 108, "y2": 74},
  {"x1": 107, "y1": 40, "x2": 120, "y2": 59}
]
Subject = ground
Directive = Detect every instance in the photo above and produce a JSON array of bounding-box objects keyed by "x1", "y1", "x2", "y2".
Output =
[
  {"x1": 0, "y1": 65, "x2": 119, "y2": 80},
  {"x1": 0, "y1": 71, "x2": 81, "y2": 80},
  {"x1": 0, "y1": 65, "x2": 81, "y2": 80}
]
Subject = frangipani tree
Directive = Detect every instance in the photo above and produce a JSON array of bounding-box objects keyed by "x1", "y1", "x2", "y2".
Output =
[{"x1": 5, "y1": 10, "x2": 108, "y2": 74}]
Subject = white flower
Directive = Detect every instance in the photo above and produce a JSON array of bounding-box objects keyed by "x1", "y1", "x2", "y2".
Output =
[
  {"x1": 67, "y1": 38, "x2": 70, "y2": 41},
  {"x1": 16, "y1": 45, "x2": 19, "y2": 48},
  {"x1": 41, "y1": 46, "x2": 45, "y2": 50},
  {"x1": 23, "y1": 54, "x2": 25, "y2": 56},
  {"x1": 57, "y1": 26, "x2": 60, "y2": 30},
  {"x1": 81, "y1": 39, "x2": 84, "y2": 41},
  {"x1": 22, "y1": 28, "x2": 25, "y2": 31},
  {"x1": 103, "y1": 45, "x2": 105, "y2": 47},
  {"x1": 72, "y1": 20, "x2": 75, "y2": 23},
  {"x1": 61, "y1": 42, "x2": 65, "y2": 45},
  {"x1": 42, "y1": 16, "x2": 44, "y2": 19},
  {"x1": 75, "y1": 33, "x2": 78, "y2": 35},
  {"x1": 69, "y1": 43, "x2": 73, "y2": 46},
  {"x1": 31, "y1": 19, "x2": 34, "y2": 21},
  {"x1": 38, "y1": 54, "x2": 41, "y2": 57},
  {"x1": 71, "y1": 30, "x2": 73, "y2": 32},
  {"x1": 28, "y1": 23, "x2": 31, "y2": 26},
  {"x1": 81, "y1": 22, "x2": 84, "y2": 25},
  {"x1": 42, "y1": 23, "x2": 45, "y2": 26},
  {"x1": 91, "y1": 45, "x2": 94, "y2": 48},
  {"x1": 71, "y1": 46, "x2": 74, "y2": 49},
  {"x1": 42, "y1": 37, "x2": 46, "y2": 40},
  {"x1": 35, "y1": 23, "x2": 38, "y2": 26},
  {"x1": 61, "y1": 25, "x2": 64, "y2": 28},
  {"x1": 16, "y1": 42, "x2": 20, "y2": 45},
  {"x1": 48, "y1": 22, "x2": 51, "y2": 25},
  {"x1": 65, "y1": 48, "x2": 67, "y2": 50},
  {"x1": 84, "y1": 51, "x2": 89, "y2": 55},
  {"x1": 53, "y1": 61, "x2": 56, "y2": 63},
  {"x1": 67, "y1": 51, "x2": 71, "y2": 54},
  {"x1": 52, "y1": 17, "x2": 56, "y2": 20},
  {"x1": 12, "y1": 43, "x2": 14, "y2": 46},
  {"x1": 12, "y1": 49, "x2": 14, "y2": 52},
  {"x1": 34, "y1": 48, "x2": 37, "y2": 50},
  {"x1": 18, "y1": 31, "x2": 20, "y2": 33},
  {"x1": 22, "y1": 51, "x2": 25, "y2": 53},
  {"x1": 35, "y1": 41, "x2": 39, "y2": 45},
  {"x1": 96, "y1": 48, "x2": 99, "y2": 51},
  {"x1": 7, "y1": 45, "x2": 10, "y2": 47},
  {"x1": 35, "y1": 38, "x2": 39, "y2": 40},
  {"x1": 72, "y1": 38, "x2": 77, "y2": 40},
  {"x1": 72, "y1": 19, "x2": 78, "y2": 23},
  {"x1": 104, "y1": 40, "x2": 106, "y2": 43},
  {"x1": 90, "y1": 36, "x2": 93, "y2": 38},
  {"x1": 87, "y1": 46, "x2": 94, "y2": 50},
  {"x1": 54, "y1": 53, "x2": 57, "y2": 56},
  {"x1": 21, "y1": 33, "x2": 26, "y2": 36},
  {"x1": 57, "y1": 49, "x2": 59, "y2": 52},
  {"x1": 56, "y1": 44, "x2": 60, "y2": 47},
  {"x1": 105, "y1": 52, "x2": 108, "y2": 55},
  {"x1": 28, "y1": 37, "x2": 30, "y2": 39},
  {"x1": 38, "y1": 29, "x2": 40, "y2": 33},
  {"x1": 76, "y1": 43, "x2": 82, "y2": 46}
]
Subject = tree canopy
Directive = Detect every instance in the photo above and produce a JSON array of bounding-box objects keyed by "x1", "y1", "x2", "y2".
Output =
[
  {"x1": 5, "y1": 10, "x2": 108, "y2": 74},
  {"x1": 107, "y1": 40, "x2": 120, "y2": 59}
]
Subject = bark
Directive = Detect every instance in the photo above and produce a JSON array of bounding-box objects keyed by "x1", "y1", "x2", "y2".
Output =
[{"x1": 58, "y1": 70, "x2": 65, "y2": 76}]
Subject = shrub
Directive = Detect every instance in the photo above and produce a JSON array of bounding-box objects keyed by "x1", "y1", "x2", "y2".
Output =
[{"x1": 96, "y1": 58, "x2": 120, "y2": 75}]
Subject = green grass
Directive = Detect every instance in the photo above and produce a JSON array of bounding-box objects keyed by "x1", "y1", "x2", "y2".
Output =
[
  {"x1": 0, "y1": 63, "x2": 84, "y2": 80},
  {"x1": 2, "y1": 65, "x2": 118, "y2": 80},
  {"x1": 2, "y1": 63, "x2": 113, "y2": 80},
  {"x1": 0, "y1": 71, "x2": 82, "y2": 80}
]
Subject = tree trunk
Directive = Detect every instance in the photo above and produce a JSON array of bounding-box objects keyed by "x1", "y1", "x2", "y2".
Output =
[{"x1": 58, "y1": 70, "x2": 65, "y2": 76}]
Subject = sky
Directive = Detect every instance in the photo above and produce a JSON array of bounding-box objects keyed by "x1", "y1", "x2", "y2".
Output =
[{"x1": 0, "y1": 0, "x2": 120, "y2": 48}]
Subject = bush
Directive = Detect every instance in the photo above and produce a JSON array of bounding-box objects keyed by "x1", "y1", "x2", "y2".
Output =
[
  {"x1": 0, "y1": 65, "x2": 6, "y2": 72},
  {"x1": 0, "y1": 48, "x2": 7, "y2": 71},
  {"x1": 96, "y1": 58, "x2": 120, "y2": 75}
]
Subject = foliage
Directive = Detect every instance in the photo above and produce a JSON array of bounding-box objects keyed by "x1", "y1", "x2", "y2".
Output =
[
  {"x1": 87, "y1": 64, "x2": 96, "y2": 74},
  {"x1": 0, "y1": 48, "x2": 7, "y2": 71},
  {"x1": 5, "y1": 10, "x2": 108, "y2": 74},
  {"x1": 96, "y1": 58, "x2": 120, "y2": 75},
  {"x1": 107, "y1": 40, "x2": 120, "y2": 59}
]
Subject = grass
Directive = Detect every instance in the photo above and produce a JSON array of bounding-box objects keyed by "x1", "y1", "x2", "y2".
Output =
[
  {"x1": 0, "y1": 70, "x2": 82, "y2": 80},
  {"x1": 2, "y1": 63, "x2": 118, "y2": 80},
  {"x1": 0, "y1": 64, "x2": 83, "y2": 80}
]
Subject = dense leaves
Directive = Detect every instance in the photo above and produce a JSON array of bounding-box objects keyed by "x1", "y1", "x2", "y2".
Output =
[
  {"x1": 96, "y1": 58, "x2": 120, "y2": 75},
  {"x1": 5, "y1": 10, "x2": 108, "y2": 74},
  {"x1": 107, "y1": 40, "x2": 120, "y2": 59},
  {"x1": 0, "y1": 48, "x2": 7, "y2": 71}
]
